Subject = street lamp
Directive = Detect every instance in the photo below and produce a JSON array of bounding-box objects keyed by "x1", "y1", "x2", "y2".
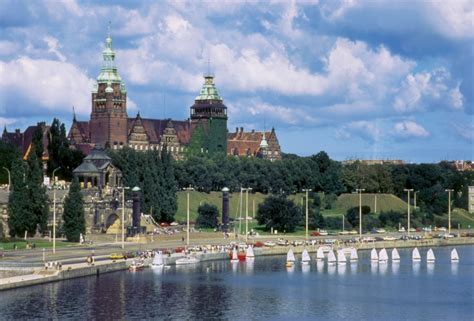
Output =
[
  {"x1": 239, "y1": 187, "x2": 243, "y2": 237},
  {"x1": 184, "y1": 186, "x2": 194, "y2": 246},
  {"x1": 119, "y1": 186, "x2": 130, "y2": 249},
  {"x1": 244, "y1": 187, "x2": 252, "y2": 242},
  {"x1": 356, "y1": 188, "x2": 365, "y2": 240},
  {"x1": 404, "y1": 189, "x2": 414, "y2": 235},
  {"x1": 2, "y1": 167, "x2": 10, "y2": 192},
  {"x1": 302, "y1": 189, "x2": 312, "y2": 241},
  {"x1": 445, "y1": 189, "x2": 454, "y2": 234},
  {"x1": 414, "y1": 191, "x2": 419, "y2": 209},
  {"x1": 52, "y1": 167, "x2": 60, "y2": 254}
]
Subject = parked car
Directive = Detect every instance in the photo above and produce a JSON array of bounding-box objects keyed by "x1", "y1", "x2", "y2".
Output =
[
  {"x1": 311, "y1": 231, "x2": 320, "y2": 237},
  {"x1": 319, "y1": 230, "x2": 328, "y2": 236},
  {"x1": 110, "y1": 253, "x2": 124, "y2": 260},
  {"x1": 376, "y1": 228, "x2": 387, "y2": 234},
  {"x1": 264, "y1": 241, "x2": 276, "y2": 247}
]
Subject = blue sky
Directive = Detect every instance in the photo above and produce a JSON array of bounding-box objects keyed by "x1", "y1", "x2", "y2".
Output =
[{"x1": 0, "y1": 0, "x2": 472, "y2": 162}]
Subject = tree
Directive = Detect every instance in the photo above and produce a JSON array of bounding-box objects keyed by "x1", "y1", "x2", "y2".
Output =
[
  {"x1": 27, "y1": 148, "x2": 49, "y2": 234},
  {"x1": 48, "y1": 118, "x2": 84, "y2": 180},
  {"x1": 160, "y1": 147, "x2": 177, "y2": 222},
  {"x1": 308, "y1": 193, "x2": 325, "y2": 229},
  {"x1": 346, "y1": 206, "x2": 371, "y2": 229},
  {"x1": 7, "y1": 156, "x2": 32, "y2": 237},
  {"x1": 0, "y1": 140, "x2": 20, "y2": 184},
  {"x1": 62, "y1": 177, "x2": 85, "y2": 242},
  {"x1": 196, "y1": 203, "x2": 219, "y2": 228},
  {"x1": 256, "y1": 195, "x2": 302, "y2": 233}
]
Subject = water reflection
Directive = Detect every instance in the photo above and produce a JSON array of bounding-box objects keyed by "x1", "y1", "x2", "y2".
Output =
[
  {"x1": 379, "y1": 262, "x2": 388, "y2": 275},
  {"x1": 392, "y1": 262, "x2": 399, "y2": 275},
  {"x1": 451, "y1": 262, "x2": 458, "y2": 275},
  {"x1": 337, "y1": 264, "x2": 346, "y2": 276},
  {"x1": 427, "y1": 262, "x2": 434, "y2": 275},
  {"x1": 350, "y1": 262, "x2": 358, "y2": 274},
  {"x1": 231, "y1": 261, "x2": 238, "y2": 273},
  {"x1": 327, "y1": 264, "x2": 336, "y2": 276},
  {"x1": 370, "y1": 262, "x2": 378, "y2": 275},
  {"x1": 316, "y1": 260, "x2": 324, "y2": 272},
  {"x1": 245, "y1": 260, "x2": 254, "y2": 275},
  {"x1": 413, "y1": 262, "x2": 421, "y2": 275},
  {"x1": 302, "y1": 264, "x2": 310, "y2": 274}
]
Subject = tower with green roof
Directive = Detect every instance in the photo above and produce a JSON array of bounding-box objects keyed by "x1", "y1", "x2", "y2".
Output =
[
  {"x1": 89, "y1": 31, "x2": 128, "y2": 148},
  {"x1": 189, "y1": 75, "x2": 228, "y2": 155}
]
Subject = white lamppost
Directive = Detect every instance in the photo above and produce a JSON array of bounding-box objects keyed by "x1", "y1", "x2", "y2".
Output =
[
  {"x1": 404, "y1": 189, "x2": 414, "y2": 235},
  {"x1": 119, "y1": 186, "x2": 130, "y2": 249},
  {"x1": 445, "y1": 189, "x2": 454, "y2": 234},
  {"x1": 2, "y1": 167, "x2": 10, "y2": 192},
  {"x1": 356, "y1": 188, "x2": 365, "y2": 240},
  {"x1": 302, "y1": 189, "x2": 312, "y2": 241},
  {"x1": 414, "y1": 191, "x2": 419, "y2": 209},
  {"x1": 245, "y1": 187, "x2": 252, "y2": 242},
  {"x1": 184, "y1": 186, "x2": 194, "y2": 246},
  {"x1": 52, "y1": 167, "x2": 60, "y2": 254}
]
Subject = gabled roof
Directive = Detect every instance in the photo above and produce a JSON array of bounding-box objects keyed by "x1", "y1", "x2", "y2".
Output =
[{"x1": 73, "y1": 161, "x2": 99, "y2": 174}]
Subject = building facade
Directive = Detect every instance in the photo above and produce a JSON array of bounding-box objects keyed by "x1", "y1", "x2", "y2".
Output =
[{"x1": 67, "y1": 33, "x2": 281, "y2": 160}]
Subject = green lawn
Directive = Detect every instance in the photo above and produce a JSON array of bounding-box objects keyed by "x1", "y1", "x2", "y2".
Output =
[
  {"x1": 0, "y1": 239, "x2": 75, "y2": 251},
  {"x1": 451, "y1": 208, "x2": 474, "y2": 229},
  {"x1": 334, "y1": 193, "x2": 407, "y2": 213}
]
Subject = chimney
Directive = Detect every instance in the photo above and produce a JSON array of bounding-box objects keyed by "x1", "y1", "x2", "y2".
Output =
[{"x1": 236, "y1": 127, "x2": 239, "y2": 133}]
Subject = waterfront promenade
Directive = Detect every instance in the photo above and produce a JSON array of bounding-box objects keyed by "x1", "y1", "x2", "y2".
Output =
[{"x1": 1, "y1": 232, "x2": 472, "y2": 291}]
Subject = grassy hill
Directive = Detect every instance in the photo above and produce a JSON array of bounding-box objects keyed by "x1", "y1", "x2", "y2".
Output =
[
  {"x1": 451, "y1": 208, "x2": 474, "y2": 228},
  {"x1": 176, "y1": 191, "x2": 270, "y2": 223},
  {"x1": 175, "y1": 191, "x2": 409, "y2": 222},
  {"x1": 330, "y1": 193, "x2": 408, "y2": 215}
]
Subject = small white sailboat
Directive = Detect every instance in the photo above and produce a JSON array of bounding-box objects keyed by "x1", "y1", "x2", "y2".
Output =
[
  {"x1": 350, "y1": 248, "x2": 358, "y2": 262},
  {"x1": 427, "y1": 248, "x2": 435, "y2": 263},
  {"x1": 451, "y1": 248, "x2": 459, "y2": 262},
  {"x1": 246, "y1": 245, "x2": 255, "y2": 260},
  {"x1": 370, "y1": 248, "x2": 378, "y2": 262},
  {"x1": 301, "y1": 249, "x2": 311, "y2": 265},
  {"x1": 391, "y1": 248, "x2": 400, "y2": 262},
  {"x1": 316, "y1": 247, "x2": 325, "y2": 261},
  {"x1": 230, "y1": 248, "x2": 239, "y2": 263},
  {"x1": 378, "y1": 248, "x2": 388, "y2": 264},
  {"x1": 151, "y1": 251, "x2": 164, "y2": 269},
  {"x1": 286, "y1": 249, "x2": 296, "y2": 267},
  {"x1": 337, "y1": 249, "x2": 346, "y2": 265},
  {"x1": 412, "y1": 247, "x2": 421, "y2": 262},
  {"x1": 327, "y1": 250, "x2": 337, "y2": 265}
]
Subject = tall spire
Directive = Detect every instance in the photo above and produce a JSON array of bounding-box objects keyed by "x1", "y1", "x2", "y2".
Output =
[
  {"x1": 96, "y1": 23, "x2": 123, "y2": 86},
  {"x1": 72, "y1": 106, "x2": 76, "y2": 122}
]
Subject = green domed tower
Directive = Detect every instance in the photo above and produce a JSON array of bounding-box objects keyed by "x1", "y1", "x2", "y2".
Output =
[{"x1": 189, "y1": 75, "x2": 228, "y2": 155}]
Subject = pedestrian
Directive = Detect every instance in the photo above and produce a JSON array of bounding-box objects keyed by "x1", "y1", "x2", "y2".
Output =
[{"x1": 182, "y1": 236, "x2": 185, "y2": 242}]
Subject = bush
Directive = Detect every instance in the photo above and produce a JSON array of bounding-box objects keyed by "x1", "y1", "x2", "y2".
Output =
[
  {"x1": 196, "y1": 203, "x2": 219, "y2": 229},
  {"x1": 256, "y1": 195, "x2": 302, "y2": 233}
]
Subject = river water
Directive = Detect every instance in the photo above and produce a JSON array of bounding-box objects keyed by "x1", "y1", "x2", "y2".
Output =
[{"x1": 1, "y1": 245, "x2": 472, "y2": 320}]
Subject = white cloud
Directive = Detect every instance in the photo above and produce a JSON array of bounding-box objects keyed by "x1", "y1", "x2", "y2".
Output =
[
  {"x1": 393, "y1": 120, "x2": 430, "y2": 139},
  {"x1": 320, "y1": 0, "x2": 359, "y2": 21},
  {"x1": 0, "y1": 41, "x2": 20, "y2": 57},
  {"x1": 452, "y1": 122, "x2": 474, "y2": 142},
  {"x1": 393, "y1": 68, "x2": 463, "y2": 113},
  {"x1": 44, "y1": 36, "x2": 66, "y2": 62},
  {"x1": 336, "y1": 120, "x2": 381, "y2": 141},
  {"x1": 425, "y1": 1, "x2": 474, "y2": 39},
  {"x1": 0, "y1": 57, "x2": 94, "y2": 115}
]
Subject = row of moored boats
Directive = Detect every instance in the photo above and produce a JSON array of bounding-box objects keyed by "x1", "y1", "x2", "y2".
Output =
[{"x1": 286, "y1": 247, "x2": 460, "y2": 267}]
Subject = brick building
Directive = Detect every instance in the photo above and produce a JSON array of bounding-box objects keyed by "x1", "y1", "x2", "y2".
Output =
[{"x1": 67, "y1": 32, "x2": 281, "y2": 160}]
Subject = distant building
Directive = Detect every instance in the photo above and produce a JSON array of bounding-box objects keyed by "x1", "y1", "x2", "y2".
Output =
[
  {"x1": 447, "y1": 160, "x2": 474, "y2": 172},
  {"x1": 469, "y1": 186, "x2": 474, "y2": 214},
  {"x1": 68, "y1": 32, "x2": 282, "y2": 160},
  {"x1": 2, "y1": 122, "x2": 50, "y2": 176},
  {"x1": 342, "y1": 159, "x2": 405, "y2": 166},
  {"x1": 227, "y1": 127, "x2": 281, "y2": 161}
]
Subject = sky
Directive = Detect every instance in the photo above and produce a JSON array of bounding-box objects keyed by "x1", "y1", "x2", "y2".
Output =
[{"x1": 0, "y1": 0, "x2": 472, "y2": 163}]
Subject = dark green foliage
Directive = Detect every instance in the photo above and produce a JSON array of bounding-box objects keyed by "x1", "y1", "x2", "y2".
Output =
[
  {"x1": 0, "y1": 140, "x2": 20, "y2": 184},
  {"x1": 379, "y1": 210, "x2": 405, "y2": 228},
  {"x1": 62, "y1": 177, "x2": 85, "y2": 242},
  {"x1": 32, "y1": 126, "x2": 43, "y2": 161},
  {"x1": 186, "y1": 123, "x2": 207, "y2": 156},
  {"x1": 256, "y1": 195, "x2": 302, "y2": 233},
  {"x1": 362, "y1": 214, "x2": 381, "y2": 231},
  {"x1": 27, "y1": 149, "x2": 49, "y2": 233},
  {"x1": 196, "y1": 203, "x2": 219, "y2": 228},
  {"x1": 108, "y1": 147, "x2": 178, "y2": 223},
  {"x1": 346, "y1": 206, "x2": 371, "y2": 228},
  {"x1": 160, "y1": 147, "x2": 177, "y2": 222},
  {"x1": 7, "y1": 157, "x2": 32, "y2": 237},
  {"x1": 47, "y1": 118, "x2": 84, "y2": 180},
  {"x1": 324, "y1": 217, "x2": 352, "y2": 230},
  {"x1": 308, "y1": 193, "x2": 325, "y2": 229}
]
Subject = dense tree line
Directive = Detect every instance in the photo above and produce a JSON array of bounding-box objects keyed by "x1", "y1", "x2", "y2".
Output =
[
  {"x1": 108, "y1": 147, "x2": 177, "y2": 223},
  {"x1": 8, "y1": 148, "x2": 49, "y2": 237}
]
